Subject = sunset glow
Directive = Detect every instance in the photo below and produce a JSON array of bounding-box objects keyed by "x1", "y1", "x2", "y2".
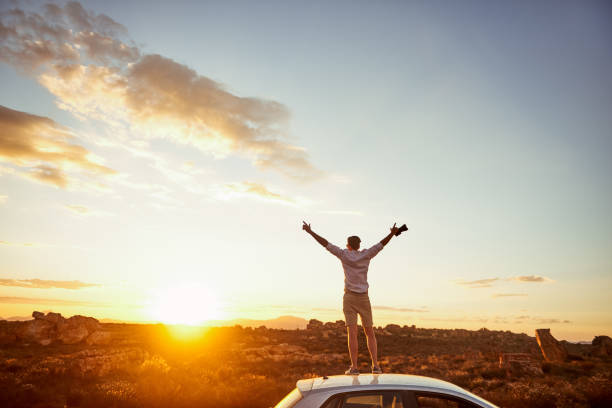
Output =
[{"x1": 148, "y1": 284, "x2": 223, "y2": 326}]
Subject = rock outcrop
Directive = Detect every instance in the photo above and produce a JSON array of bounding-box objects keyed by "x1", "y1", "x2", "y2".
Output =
[
  {"x1": 536, "y1": 328, "x2": 568, "y2": 362},
  {"x1": 592, "y1": 335, "x2": 612, "y2": 357},
  {"x1": 306, "y1": 319, "x2": 324, "y2": 330},
  {"x1": 13, "y1": 311, "x2": 111, "y2": 346},
  {"x1": 16, "y1": 317, "x2": 56, "y2": 345}
]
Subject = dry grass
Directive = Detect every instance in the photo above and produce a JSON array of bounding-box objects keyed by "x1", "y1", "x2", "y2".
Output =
[{"x1": 1, "y1": 323, "x2": 611, "y2": 407}]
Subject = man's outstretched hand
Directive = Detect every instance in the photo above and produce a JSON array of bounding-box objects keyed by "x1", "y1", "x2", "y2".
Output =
[
  {"x1": 380, "y1": 222, "x2": 399, "y2": 247},
  {"x1": 302, "y1": 221, "x2": 328, "y2": 247},
  {"x1": 390, "y1": 222, "x2": 399, "y2": 236}
]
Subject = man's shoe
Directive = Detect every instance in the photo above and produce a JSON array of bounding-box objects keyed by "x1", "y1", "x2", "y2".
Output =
[
  {"x1": 345, "y1": 367, "x2": 360, "y2": 375},
  {"x1": 372, "y1": 365, "x2": 382, "y2": 374}
]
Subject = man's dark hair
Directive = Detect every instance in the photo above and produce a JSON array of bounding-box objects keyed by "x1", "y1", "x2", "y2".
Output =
[{"x1": 347, "y1": 236, "x2": 361, "y2": 250}]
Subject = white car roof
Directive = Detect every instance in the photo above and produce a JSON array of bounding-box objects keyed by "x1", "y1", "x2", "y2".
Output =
[
  {"x1": 297, "y1": 374, "x2": 497, "y2": 408},
  {"x1": 298, "y1": 374, "x2": 466, "y2": 394}
]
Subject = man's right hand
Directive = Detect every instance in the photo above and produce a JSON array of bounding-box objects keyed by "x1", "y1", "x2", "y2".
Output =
[{"x1": 302, "y1": 221, "x2": 312, "y2": 233}]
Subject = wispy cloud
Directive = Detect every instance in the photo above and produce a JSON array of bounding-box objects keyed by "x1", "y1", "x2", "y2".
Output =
[
  {"x1": 0, "y1": 105, "x2": 116, "y2": 189},
  {"x1": 492, "y1": 293, "x2": 528, "y2": 298},
  {"x1": 456, "y1": 278, "x2": 499, "y2": 288},
  {"x1": 0, "y1": 2, "x2": 322, "y2": 182},
  {"x1": 456, "y1": 275, "x2": 553, "y2": 289},
  {"x1": 509, "y1": 275, "x2": 552, "y2": 283},
  {"x1": 0, "y1": 296, "x2": 105, "y2": 307},
  {"x1": 63, "y1": 204, "x2": 113, "y2": 217},
  {"x1": 0, "y1": 278, "x2": 100, "y2": 290},
  {"x1": 512, "y1": 315, "x2": 571, "y2": 324},
  {"x1": 0, "y1": 240, "x2": 38, "y2": 247},
  {"x1": 533, "y1": 318, "x2": 571, "y2": 324},
  {"x1": 217, "y1": 181, "x2": 296, "y2": 205},
  {"x1": 372, "y1": 305, "x2": 429, "y2": 313}
]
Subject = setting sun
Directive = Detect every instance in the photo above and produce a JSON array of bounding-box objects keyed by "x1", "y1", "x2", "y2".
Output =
[{"x1": 148, "y1": 284, "x2": 223, "y2": 326}]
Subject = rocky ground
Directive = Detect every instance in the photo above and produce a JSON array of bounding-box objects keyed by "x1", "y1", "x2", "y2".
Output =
[{"x1": 1, "y1": 312, "x2": 611, "y2": 408}]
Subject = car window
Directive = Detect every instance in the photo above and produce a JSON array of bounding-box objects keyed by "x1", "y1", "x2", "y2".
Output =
[
  {"x1": 341, "y1": 392, "x2": 404, "y2": 408},
  {"x1": 416, "y1": 394, "x2": 476, "y2": 408},
  {"x1": 321, "y1": 396, "x2": 340, "y2": 408}
]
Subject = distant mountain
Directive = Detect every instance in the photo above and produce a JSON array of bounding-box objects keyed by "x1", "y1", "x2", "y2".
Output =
[
  {"x1": 213, "y1": 315, "x2": 308, "y2": 330},
  {"x1": 0, "y1": 315, "x2": 33, "y2": 321}
]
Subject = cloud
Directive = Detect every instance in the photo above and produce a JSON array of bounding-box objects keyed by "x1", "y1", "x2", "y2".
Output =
[
  {"x1": 63, "y1": 204, "x2": 113, "y2": 217},
  {"x1": 0, "y1": 105, "x2": 116, "y2": 189},
  {"x1": 534, "y1": 318, "x2": 572, "y2": 324},
  {"x1": 0, "y1": 194, "x2": 6, "y2": 204},
  {"x1": 456, "y1": 275, "x2": 553, "y2": 289},
  {"x1": 0, "y1": 296, "x2": 105, "y2": 306},
  {"x1": 218, "y1": 181, "x2": 296, "y2": 204},
  {"x1": 0, "y1": 2, "x2": 138, "y2": 71},
  {"x1": 512, "y1": 315, "x2": 571, "y2": 324},
  {"x1": 509, "y1": 275, "x2": 552, "y2": 283},
  {"x1": 372, "y1": 305, "x2": 429, "y2": 313},
  {"x1": 0, "y1": 2, "x2": 322, "y2": 182},
  {"x1": 491, "y1": 293, "x2": 528, "y2": 298},
  {"x1": 456, "y1": 278, "x2": 499, "y2": 288},
  {"x1": 0, "y1": 278, "x2": 100, "y2": 290},
  {"x1": 0, "y1": 240, "x2": 37, "y2": 247}
]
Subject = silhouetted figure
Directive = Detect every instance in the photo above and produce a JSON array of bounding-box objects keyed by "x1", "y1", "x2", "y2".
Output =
[{"x1": 302, "y1": 221, "x2": 400, "y2": 375}]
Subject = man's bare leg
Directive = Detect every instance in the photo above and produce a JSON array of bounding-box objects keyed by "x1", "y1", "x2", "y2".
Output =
[
  {"x1": 347, "y1": 325, "x2": 359, "y2": 369},
  {"x1": 363, "y1": 326, "x2": 379, "y2": 368}
]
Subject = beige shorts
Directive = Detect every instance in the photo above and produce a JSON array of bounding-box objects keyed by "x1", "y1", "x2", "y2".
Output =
[{"x1": 343, "y1": 291, "x2": 373, "y2": 327}]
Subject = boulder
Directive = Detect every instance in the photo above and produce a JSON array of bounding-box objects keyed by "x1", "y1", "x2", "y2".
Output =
[
  {"x1": 384, "y1": 324, "x2": 402, "y2": 334},
  {"x1": 32, "y1": 311, "x2": 45, "y2": 319},
  {"x1": 14, "y1": 312, "x2": 103, "y2": 346},
  {"x1": 536, "y1": 328, "x2": 568, "y2": 362},
  {"x1": 86, "y1": 331, "x2": 112, "y2": 346},
  {"x1": 592, "y1": 335, "x2": 612, "y2": 357},
  {"x1": 66, "y1": 315, "x2": 100, "y2": 332},
  {"x1": 57, "y1": 315, "x2": 100, "y2": 344},
  {"x1": 16, "y1": 318, "x2": 56, "y2": 345},
  {"x1": 58, "y1": 325, "x2": 90, "y2": 345},
  {"x1": 307, "y1": 319, "x2": 324, "y2": 330},
  {"x1": 42, "y1": 312, "x2": 64, "y2": 324}
]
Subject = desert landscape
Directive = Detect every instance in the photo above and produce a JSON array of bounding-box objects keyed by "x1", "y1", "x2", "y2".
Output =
[{"x1": 1, "y1": 311, "x2": 611, "y2": 408}]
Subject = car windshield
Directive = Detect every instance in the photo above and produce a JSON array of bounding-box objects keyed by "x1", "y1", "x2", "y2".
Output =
[{"x1": 274, "y1": 388, "x2": 303, "y2": 408}]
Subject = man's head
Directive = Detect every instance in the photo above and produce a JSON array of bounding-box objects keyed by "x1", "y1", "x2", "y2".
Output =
[{"x1": 347, "y1": 235, "x2": 361, "y2": 250}]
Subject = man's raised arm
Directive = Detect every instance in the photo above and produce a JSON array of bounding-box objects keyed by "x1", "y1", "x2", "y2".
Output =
[
  {"x1": 380, "y1": 223, "x2": 400, "y2": 247},
  {"x1": 302, "y1": 221, "x2": 329, "y2": 248}
]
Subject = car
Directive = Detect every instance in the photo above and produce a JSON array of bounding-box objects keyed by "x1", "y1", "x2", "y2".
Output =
[{"x1": 274, "y1": 374, "x2": 499, "y2": 408}]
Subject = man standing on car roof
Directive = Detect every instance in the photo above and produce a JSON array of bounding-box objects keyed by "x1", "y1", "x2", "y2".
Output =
[{"x1": 302, "y1": 221, "x2": 399, "y2": 375}]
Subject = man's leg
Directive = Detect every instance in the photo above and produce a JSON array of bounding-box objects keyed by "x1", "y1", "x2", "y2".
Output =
[
  {"x1": 347, "y1": 324, "x2": 359, "y2": 369},
  {"x1": 363, "y1": 326, "x2": 379, "y2": 368}
]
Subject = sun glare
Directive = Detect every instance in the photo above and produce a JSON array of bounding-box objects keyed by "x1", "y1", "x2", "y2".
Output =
[{"x1": 149, "y1": 283, "x2": 222, "y2": 326}]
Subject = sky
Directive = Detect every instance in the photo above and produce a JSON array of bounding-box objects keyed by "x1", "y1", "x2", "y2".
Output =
[{"x1": 0, "y1": 0, "x2": 611, "y2": 342}]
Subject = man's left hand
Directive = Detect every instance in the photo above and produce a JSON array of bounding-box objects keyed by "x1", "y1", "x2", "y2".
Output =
[{"x1": 390, "y1": 222, "x2": 399, "y2": 235}]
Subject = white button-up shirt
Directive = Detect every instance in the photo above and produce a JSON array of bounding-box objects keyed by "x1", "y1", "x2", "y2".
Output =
[{"x1": 325, "y1": 242, "x2": 384, "y2": 293}]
